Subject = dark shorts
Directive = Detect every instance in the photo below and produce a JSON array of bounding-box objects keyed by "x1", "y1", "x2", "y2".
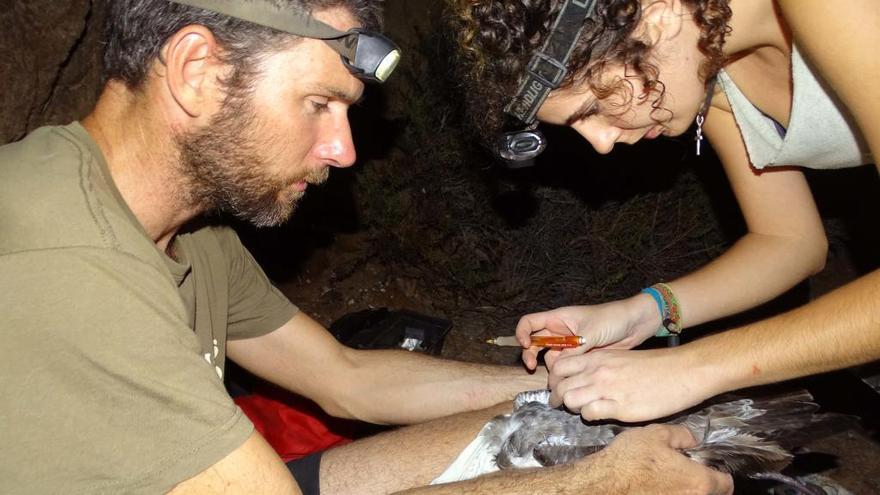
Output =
[{"x1": 286, "y1": 451, "x2": 323, "y2": 495}]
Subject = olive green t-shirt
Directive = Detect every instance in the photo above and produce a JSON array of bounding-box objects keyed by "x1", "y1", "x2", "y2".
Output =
[{"x1": 0, "y1": 123, "x2": 299, "y2": 493}]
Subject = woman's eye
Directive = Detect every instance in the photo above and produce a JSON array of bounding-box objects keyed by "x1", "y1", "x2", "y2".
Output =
[{"x1": 567, "y1": 100, "x2": 602, "y2": 125}]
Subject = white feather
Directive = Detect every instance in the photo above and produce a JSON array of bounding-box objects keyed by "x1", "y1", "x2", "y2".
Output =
[{"x1": 431, "y1": 421, "x2": 504, "y2": 484}]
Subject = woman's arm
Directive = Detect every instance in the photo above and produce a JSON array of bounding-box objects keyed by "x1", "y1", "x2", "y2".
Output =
[
  {"x1": 703, "y1": 0, "x2": 880, "y2": 393},
  {"x1": 697, "y1": 0, "x2": 880, "y2": 393},
  {"x1": 516, "y1": 104, "x2": 828, "y2": 369},
  {"x1": 671, "y1": 103, "x2": 828, "y2": 328},
  {"x1": 544, "y1": 268, "x2": 880, "y2": 423},
  {"x1": 546, "y1": 1, "x2": 880, "y2": 422}
]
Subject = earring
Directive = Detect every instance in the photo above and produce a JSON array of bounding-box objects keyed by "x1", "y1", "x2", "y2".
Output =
[
  {"x1": 694, "y1": 76, "x2": 718, "y2": 157},
  {"x1": 695, "y1": 113, "x2": 705, "y2": 156}
]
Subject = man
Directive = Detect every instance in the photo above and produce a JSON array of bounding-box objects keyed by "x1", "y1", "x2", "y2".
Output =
[{"x1": 0, "y1": 0, "x2": 732, "y2": 493}]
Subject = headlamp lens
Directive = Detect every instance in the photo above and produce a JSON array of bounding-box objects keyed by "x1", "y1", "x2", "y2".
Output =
[
  {"x1": 495, "y1": 129, "x2": 547, "y2": 162},
  {"x1": 347, "y1": 29, "x2": 401, "y2": 83},
  {"x1": 374, "y1": 50, "x2": 401, "y2": 83}
]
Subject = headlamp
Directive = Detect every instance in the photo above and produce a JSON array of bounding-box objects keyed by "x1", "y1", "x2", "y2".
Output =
[
  {"x1": 494, "y1": 0, "x2": 597, "y2": 165},
  {"x1": 168, "y1": 0, "x2": 401, "y2": 83},
  {"x1": 494, "y1": 127, "x2": 546, "y2": 165}
]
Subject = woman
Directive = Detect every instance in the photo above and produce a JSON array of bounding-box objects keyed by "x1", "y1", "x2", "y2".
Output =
[{"x1": 452, "y1": 0, "x2": 879, "y2": 422}]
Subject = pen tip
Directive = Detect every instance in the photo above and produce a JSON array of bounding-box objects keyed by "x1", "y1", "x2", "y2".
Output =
[{"x1": 485, "y1": 338, "x2": 495, "y2": 345}]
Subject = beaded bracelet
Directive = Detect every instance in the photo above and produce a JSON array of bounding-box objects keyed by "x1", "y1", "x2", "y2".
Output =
[{"x1": 640, "y1": 282, "x2": 683, "y2": 337}]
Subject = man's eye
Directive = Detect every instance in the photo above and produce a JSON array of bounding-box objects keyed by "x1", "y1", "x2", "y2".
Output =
[{"x1": 309, "y1": 99, "x2": 330, "y2": 112}]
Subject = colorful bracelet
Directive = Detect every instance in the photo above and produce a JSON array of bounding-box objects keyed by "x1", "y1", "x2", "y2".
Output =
[{"x1": 640, "y1": 283, "x2": 683, "y2": 337}]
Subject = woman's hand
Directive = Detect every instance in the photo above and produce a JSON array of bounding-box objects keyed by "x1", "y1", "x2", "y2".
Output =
[
  {"x1": 515, "y1": 293, "x2": 661, "y2": 371},
  {"x1": 548, "y1": 346, "x2": 714, "y2": 422}
]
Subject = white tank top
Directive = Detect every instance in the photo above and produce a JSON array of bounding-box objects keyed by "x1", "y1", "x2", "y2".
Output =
[{"x1": 716, "y1": 46, "x2": 872, "y2": 170}]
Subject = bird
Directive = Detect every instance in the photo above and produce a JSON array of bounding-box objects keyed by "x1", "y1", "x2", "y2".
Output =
[{"x1": 431, "y1": 389, "x2": 852, "y2": 494}]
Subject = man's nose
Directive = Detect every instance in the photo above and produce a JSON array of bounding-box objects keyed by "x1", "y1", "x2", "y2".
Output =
[{"x1": 315, "y1": 119, "x2": 357, "y2": 168}]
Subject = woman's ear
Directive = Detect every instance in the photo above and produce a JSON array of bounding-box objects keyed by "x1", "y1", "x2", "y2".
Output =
[
  {"x1": 637, "y1": 0, "x2": 684, "y2": 47},
  {"x1": 158, "y1": 24, "x2": 222, "y2": 118}
]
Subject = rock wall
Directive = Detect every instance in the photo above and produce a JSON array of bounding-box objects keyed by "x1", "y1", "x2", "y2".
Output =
[
  {"x1": 0, "y1": 0, "x2": 107, "y2": 144},
  {"x1": 0, "y1": 0, "x2": 431, "y2": 145}
]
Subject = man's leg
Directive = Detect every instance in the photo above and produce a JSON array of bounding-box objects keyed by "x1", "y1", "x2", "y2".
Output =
[{"x1": 319, "y1": 401, "x2": 511, "y2": 495}]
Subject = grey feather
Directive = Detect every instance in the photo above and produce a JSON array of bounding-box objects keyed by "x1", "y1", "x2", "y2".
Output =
[{"x1": 433, "y1": 388, "x2": 854, "y2": 493}]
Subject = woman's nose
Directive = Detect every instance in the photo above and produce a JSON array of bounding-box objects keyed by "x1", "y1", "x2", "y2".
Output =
[{"x1": 571, "y1": 120, "x2": 620, "y2": 154}]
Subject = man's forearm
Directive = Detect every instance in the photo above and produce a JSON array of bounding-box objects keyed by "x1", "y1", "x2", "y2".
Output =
[
  {"x1": 337, "y1": 347, "x2": 547, "y2": 424},
  {"x1": 396, "y1": 463, "x2": 590, "y2": 495},
  {"x1": 694, "y1": 268, "x2": 880, "y2": 396},
  {"x1": 396, "y1": 424, "x2": 734, "y2": 495}
]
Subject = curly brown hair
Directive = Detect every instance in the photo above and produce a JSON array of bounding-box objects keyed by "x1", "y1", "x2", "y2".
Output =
[{"x1": 449, "y1": 0, "x2": 731, "y2": 145}]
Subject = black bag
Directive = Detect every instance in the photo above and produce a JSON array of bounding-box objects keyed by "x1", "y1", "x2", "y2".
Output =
[{"x1": 329, "y1": 308, "x2": 452, "y2": 355}]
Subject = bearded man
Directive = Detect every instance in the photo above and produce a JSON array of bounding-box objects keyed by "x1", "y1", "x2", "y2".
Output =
[{"x1": 0, "y1": 1, "x2": 733, "y2": 494}]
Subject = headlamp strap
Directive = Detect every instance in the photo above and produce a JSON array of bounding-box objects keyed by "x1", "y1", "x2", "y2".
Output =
[
  {"x1": 167, "y1": 0, "x2": 358, "y2": 61},
  {"x1": 504, "y1": 0, "x2": 597, "y2": 124}
]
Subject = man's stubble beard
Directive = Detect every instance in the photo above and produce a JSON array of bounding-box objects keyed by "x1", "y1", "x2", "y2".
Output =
[{"x1": 175, "y1": 93, "x2": 328, "y2": 227}]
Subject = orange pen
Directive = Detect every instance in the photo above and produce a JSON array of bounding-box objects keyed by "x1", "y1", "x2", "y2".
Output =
[{"x1": 486, "y1": 335, "x2": 586, "y2": 349}]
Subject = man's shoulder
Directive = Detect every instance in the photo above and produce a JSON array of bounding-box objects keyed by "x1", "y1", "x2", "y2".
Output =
[
  {"x1": 1, "y1": 124, "x2": 103, "y2": 249},
  {"x1": 180, "y1": 223, "x2": 248, "y2": 260},
  {"x1": 0, "y1": 124, "x2": 84, "y2": 179},
  {"x1": 0, "y1": 124, "x2": 156, "y2": 263}
]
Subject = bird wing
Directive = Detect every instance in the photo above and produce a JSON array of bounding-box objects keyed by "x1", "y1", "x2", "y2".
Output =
[
  {"x1": 533, "y1": 441, "x2": 605, "y2": 466},
  {"x1": 676, "y1": 390, "x2": 854, "y2": 475},
  {"x1": 436, "y1": 388, "x2": 856, "y2": 488}
]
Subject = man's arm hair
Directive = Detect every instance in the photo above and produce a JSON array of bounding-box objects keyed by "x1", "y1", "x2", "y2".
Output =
[
  {"x1": 227, "y1": 311, "x2": 547, "y2": 425},
  {"x1": 167, "y1": 432, "x2": 301, "y2": 494},
  {"x1": 398, "y1": 425, "x2": 733, "y2": 495}
]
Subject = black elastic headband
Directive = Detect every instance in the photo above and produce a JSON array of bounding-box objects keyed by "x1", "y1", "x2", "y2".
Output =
[
  {"x1": 504, "y1": 0, "x2": 598, "y2": 124},
  {"x1": 493, "y1": 0, "x2": 597, "y2": 165}
]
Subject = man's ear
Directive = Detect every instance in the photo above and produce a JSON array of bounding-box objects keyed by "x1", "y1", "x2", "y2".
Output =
[
  {"x1": 638, "y1": 0, "x2": 684, "y2": 47},
  {"x1": 159, "y1": 25, "x2": 221, "y2": 118}
]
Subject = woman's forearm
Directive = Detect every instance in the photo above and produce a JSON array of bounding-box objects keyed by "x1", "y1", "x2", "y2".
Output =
[
  {"x1": 667, "y1": 230, "x2": 826, "y2": 329},
  {"x1": 694, "y1": 268, "x2": 880, "y2": 395}
]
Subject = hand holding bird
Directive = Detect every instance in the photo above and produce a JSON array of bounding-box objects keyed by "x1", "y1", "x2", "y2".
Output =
[{"x1": 433, "y1": 389, "x2": 852, "y2": 495}]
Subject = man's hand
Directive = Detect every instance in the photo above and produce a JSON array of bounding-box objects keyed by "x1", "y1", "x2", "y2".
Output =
[
  {"x1": 515, "y1": 294, "x2": 661, "y2": 371},
  {"x1": 397, "y1": 420, "x2": 732, "y2": 495},
  {"x1": 548, "y1": 346, "x2": 714, "y2": 422},
  {"x1": 583, "y1": 424, "x2": 734, "y2": 495}
]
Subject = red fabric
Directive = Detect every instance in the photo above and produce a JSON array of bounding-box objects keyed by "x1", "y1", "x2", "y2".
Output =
[{"x1": 234, "y1": 387, "x2": 354, "y2": 462}]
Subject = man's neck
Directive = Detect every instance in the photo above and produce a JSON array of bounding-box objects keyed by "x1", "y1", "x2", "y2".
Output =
[{"x1": 82, "y1": 81, "x2": 201, "y2": 253}]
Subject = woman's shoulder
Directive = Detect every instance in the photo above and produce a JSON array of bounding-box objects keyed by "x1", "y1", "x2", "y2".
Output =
[{"x1": 717, "y1": 47, "x2": 793, "y2": 127}]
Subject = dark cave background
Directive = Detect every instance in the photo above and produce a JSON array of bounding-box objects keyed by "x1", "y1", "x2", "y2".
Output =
[{"x1": 3, "y1": 0, "x2": 880, "y2": 491}]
